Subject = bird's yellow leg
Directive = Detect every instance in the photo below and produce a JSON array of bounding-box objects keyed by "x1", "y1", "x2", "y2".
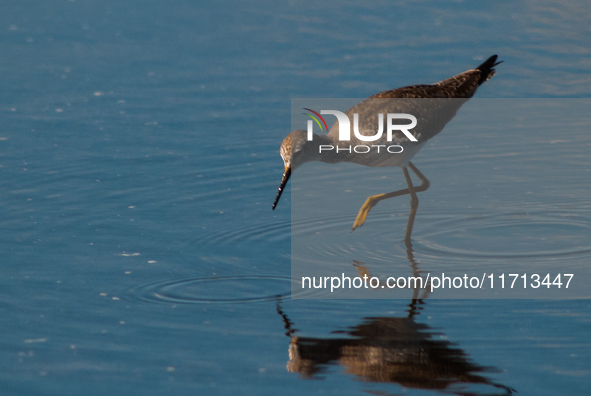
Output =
[
  {"x1": 351, "y1": 161, "x2": 430, "y2": 231},
  {"x1": 407, "y1": 161, "x2": 430, "y2": 191},
  {"x1": 403, "y1": 166, "x2": 418, "y2": 242}
]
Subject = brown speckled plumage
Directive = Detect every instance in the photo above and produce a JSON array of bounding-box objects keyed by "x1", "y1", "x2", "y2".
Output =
[{"x1": 370, "y1": 55, "x2": 500, "y2": 99}]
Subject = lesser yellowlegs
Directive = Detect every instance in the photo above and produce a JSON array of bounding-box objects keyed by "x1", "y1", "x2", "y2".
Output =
[{"x1": 272, "y1": 55, "x2": 502, "y2": 241}]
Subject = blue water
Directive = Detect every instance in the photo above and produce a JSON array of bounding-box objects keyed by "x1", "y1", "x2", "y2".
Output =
[{"x1": 1, "y1": 0, "x2": 590, "y2": 395}]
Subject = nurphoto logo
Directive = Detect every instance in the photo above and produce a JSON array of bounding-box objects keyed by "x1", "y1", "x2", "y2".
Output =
[{"x1": 302, "y1": 108, "x2": 418, "y2": 154}]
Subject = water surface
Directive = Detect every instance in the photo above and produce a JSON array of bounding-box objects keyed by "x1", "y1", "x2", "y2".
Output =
[{"x1": 1, "y1": 0, "x2": 590, "y2": 395}]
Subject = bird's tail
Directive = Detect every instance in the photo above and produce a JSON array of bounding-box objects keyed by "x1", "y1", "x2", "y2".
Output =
[{"x1": 476, "y1": 55, "x2": 503, "y2": 85}]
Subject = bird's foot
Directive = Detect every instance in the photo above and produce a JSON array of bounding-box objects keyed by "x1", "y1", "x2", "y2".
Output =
[{"x1": 351, "y1": 198, "x2": 377, "y2": 231}]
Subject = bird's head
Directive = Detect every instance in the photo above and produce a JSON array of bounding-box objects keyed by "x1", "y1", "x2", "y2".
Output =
[{"x1": 272, "y1": 129, "x2": 313, "y2": 210}]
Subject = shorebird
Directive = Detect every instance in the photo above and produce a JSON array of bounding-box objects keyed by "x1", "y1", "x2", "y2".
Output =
[{"x1": 272, "y1": 55, "x2": 501, "y2": 241}]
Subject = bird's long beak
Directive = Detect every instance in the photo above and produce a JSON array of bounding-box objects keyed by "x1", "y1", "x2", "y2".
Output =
[{"x1": 272, "y1": 166, "x2": 291, "y2": 210}]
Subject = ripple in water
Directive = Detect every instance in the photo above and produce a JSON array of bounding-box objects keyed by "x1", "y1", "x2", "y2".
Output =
[
  {"x1": 127, "y1": 275, "x2": 291, "y2": 304},
  {"x1": 416, "y1": 211, "x2": 591, "y2": 259},
  {"x1": 203, "y1": 213, "x2": 365, "y2": 245},
  {"x1": 203, "y1": 221, "x2": 291, "y2": 245}
]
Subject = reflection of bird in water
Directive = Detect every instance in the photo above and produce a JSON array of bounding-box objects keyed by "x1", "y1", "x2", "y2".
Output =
[
  {"x1": 272, "y1": 55, "x2": 501, "y2": 241},
  {"x1": 276, "y1": 300, "x2": 515, "y2": 395}
]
